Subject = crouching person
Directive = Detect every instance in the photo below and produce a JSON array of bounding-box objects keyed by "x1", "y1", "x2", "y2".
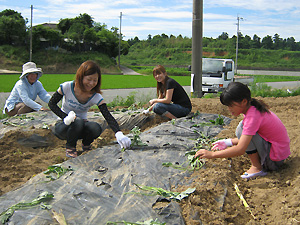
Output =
[
  {"x1": 3, "y1": 62, "x2": 50, "y2": 116},
  {"x1": 48, "y1": 60, "x2": 131, "y2": 158}
]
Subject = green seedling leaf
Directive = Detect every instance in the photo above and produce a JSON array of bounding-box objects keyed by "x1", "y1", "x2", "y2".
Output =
[
  {"x1": 16, "y1": 114, "x2": 35, "y2": 120},
  {"x1": 40, "y1": 204, "x2": 52, "y2": 210},
  {"x1": 171, "y1": 187, "x2": 196, "y2": 201},
  {"x1": 131, "y1": 184, "x2": 195, "y2": 201},
  {"x1": 43, "y1": 164, "x2": 73, "y2": 181},
  {"x1": 209, "y1": 114, "x2": 224, "y2": 125},
  {"x1": 162, "y1": 162, "x2": 187, "y2": 171},
  {"x1": 163, "y1": 150, "x2": 205, "y2": 171},
  {"x1": 2, "y1": 121, "x2": 22, "y2": 127},
  {"x1": 192, "y1": 114, "x2": 224, "y2": 127},
  {"x1": 0, "y1": 191, "x2": 54, "y2": 224},
  {"x1": 129, "y1": 126, "x2": 148, "y2": 148}
]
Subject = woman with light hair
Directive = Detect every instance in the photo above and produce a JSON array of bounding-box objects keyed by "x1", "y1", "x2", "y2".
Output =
[{"x1": 143, "y1": 65, "x2": 192, "y2": 119}]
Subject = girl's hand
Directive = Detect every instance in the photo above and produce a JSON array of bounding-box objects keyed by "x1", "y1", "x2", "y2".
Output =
[
  {"x1": 149, "y1": 99, "x2": 156, "y2": 105},
  {"x1": 142, "y1": 108, "x2": 150, "y2": 115},
  {"x1": 64, "y1": 111, "x2": 76, "y2": 125},
  {"x1": 40, "y1": 107, "x2": 49, "y2": 111},
  {"x1": 115, "y1": 131, "x2": 131, "y2": 149},
  {"x1": 194, "y1": 149, "x2": 214, "y2": 159},
  {"x1": 212, "y1": 139, "x2": 232, "y2": 150}
]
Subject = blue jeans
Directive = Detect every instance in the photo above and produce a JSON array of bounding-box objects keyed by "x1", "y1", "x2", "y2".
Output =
[
  {"x1": 54, "y1": 118, "x2": 102, "y2": 149},
  {"x1": 153, "y1": 103, "x2": 191, "y2": 118}
]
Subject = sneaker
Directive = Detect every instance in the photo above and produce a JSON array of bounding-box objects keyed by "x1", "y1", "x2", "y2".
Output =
[{"x1": 241, "y1": 170, "x2": 267, "y2": 179}]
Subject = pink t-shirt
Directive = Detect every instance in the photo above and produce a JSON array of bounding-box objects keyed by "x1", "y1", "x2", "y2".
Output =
[{"x1": 242, "y1": 106, "x2": 290, "y2": 161}]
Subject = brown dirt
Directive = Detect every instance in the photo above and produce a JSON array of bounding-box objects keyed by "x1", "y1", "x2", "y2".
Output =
[{"x1": 1, "y1": 96, "x2": 300, "y2": 224}]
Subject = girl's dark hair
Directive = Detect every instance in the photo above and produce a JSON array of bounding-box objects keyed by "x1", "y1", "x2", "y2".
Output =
[
  {"x1": 220, "y1": 82, "x2": 269, "y2": 113},
  {"x1": 153, "y1": 65, "x2": 169, "y2": 97},
  {"x1": 75, "y1": 60, "x2": 102, "y2": 93}
]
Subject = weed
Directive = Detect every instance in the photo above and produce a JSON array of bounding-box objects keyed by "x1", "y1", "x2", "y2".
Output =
[
  {"x1": 162, "y1": 150, "x2": 205, "y2": 171},
  {"x1": 13, "y1": 149, "x2": 22, "y2": 155},
  {"x1": 130, "y1": 126, "x2": 148, "y2": 147},
  {"x1": 129, "y1": 184, "x2": 196, "y2": 202},
  {"x1": 192, "y1": 114, "x2": 224, "y2": 127},
  {"x1": 43, "y1": 164, "x2": 73, "y2": 181},
  {"x1": 0, "y1": 191, "x2": 54, "y2": 224}
]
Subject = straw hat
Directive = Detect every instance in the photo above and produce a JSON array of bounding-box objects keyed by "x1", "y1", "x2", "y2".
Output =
[{"x1": 20, "y1": 62, "x2": 43, "y2": 79}]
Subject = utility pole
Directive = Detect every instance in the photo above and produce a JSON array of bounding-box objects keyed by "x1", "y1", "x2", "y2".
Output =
[
  {"x1": 118, "y1": 12, "x2": 122, "y2": 69},
  {"x1": 30, "y1": 5, "x2": 33, "y2": 62},
  {"x1": 235, "y1": 15, "x2": 243, "y2": 74},
  {"x1": 191, "y1": 0, "x2": 203, "y2": 98}
]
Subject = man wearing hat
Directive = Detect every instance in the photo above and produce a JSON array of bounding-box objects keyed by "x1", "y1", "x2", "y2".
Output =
[{"x1": 3, "y1": 62, "x2": 51, "y2": 116}]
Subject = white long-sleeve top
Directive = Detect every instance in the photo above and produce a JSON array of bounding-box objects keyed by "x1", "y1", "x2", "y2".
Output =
[{"x1": 3, "y1": 76, "x2": 51, "y2": 113}]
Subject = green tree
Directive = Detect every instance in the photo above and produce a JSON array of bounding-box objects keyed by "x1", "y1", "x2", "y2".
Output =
[
  {"x1": 0, "y1": 9, "x2": 27, "y2": 45},
  {"x1": 273, "y1": 33, "x2": 284, "y2": 50},
  {"x1": 128, "y1": 36, "x2": 140, "y2": 46},
  {"x1": 251, "y1": 34, "x2": 261, "y2": 48},
  {"x1": 31, "y1": 25, "x2": 62, "y2": 50},
  {"x1": 218, "y1": 32, "x2": 229, "y2": 40},
  {"x1": 261, "y1": 35, "x2": 273, "y2": 49},
  {"x1": 147, "y1": 34, "x2": 152, "y2": 41},
  {"x1": 285, "y1": 37, "x2": 296, "y2": 51},
  {"x1": 57, "y1": 18, "x2": 73, "y2": 34},
  {"x1": 96, "y1": 28, "x2": 119, "y2": 57},
  {"x1": 74, "y1": 13, "x2": 94, "y2": 28},
  {"x1": 66, "y1": 22, "x2": 86, "y2": 51},
  {"x1": 83, "y1": 27, "x2": 98, "y2": 49},
  {"x1": 241, "y1": 35, "x2": 251, "y2": 49},
  {"x1": 120, "y1": 40, "x2": 130, "y2": 55}
]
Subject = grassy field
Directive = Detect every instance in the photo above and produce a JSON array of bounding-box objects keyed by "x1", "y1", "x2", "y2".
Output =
[
  {"x1": 0, "y1": 74, "x2": 158, "y2": 92},
  {"x1": 2, "y1": 73, "x2": 300, "y2": 92}
]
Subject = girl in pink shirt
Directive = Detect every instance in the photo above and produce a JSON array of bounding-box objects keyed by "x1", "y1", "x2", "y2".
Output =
[{"x1": 195, "y1": 82, "x2": 290, "y2": 179}]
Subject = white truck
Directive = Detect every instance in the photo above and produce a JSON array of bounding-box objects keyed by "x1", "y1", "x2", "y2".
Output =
[
  {"x1": 191, "y1": 58, "x2": 235, "y2": 94},
  {"x1": 202, "y1": 58, "x2": 234, "y2": 93}
]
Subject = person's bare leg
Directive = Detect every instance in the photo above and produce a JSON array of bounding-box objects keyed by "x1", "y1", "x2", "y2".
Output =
[
  {"x1": 5, "y1": 103, "x2": 28, "y2": 116},
  {"x1": 17, "y1": 104, "x2": 34, "y2": 115},
  {"x1": 246, "y1": 152, "x2": 262, "y2": 174},
  {"x1": 164, "y1": 112, "x2": 177, "y2": 120}
]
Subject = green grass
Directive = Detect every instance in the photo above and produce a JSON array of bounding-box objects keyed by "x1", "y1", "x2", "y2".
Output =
[
  {"x1": 2, "y1": 73, "x2": 300, "y2": 93},
  {"x1": 0, "y1": 74, "x2": 190, "y2": 92},
  {"x1": 251, "y1": 75, "x2": 300, "y2": 83}
]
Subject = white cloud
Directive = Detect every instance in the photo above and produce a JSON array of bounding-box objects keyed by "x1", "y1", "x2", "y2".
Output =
[
  {"x1": 205, "y1": 0, "x2": 300, "y2": 13},
  {"x1": 1, "y1": 0, "x2": 300, "y2": 41}
]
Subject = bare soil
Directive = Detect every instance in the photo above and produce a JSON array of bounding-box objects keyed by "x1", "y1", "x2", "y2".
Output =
[{"x1": 1, "y1": 96, "x2": 300, "y2": 224}]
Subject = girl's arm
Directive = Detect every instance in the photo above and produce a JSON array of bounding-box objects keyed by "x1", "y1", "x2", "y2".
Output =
[
  {"x1": 48, "y1": 87, "x2": 68, "y2": 119},
  {"x1": 149, "y1": 89, "x2": 174, "y2": 105},
  {"x1": 231, "y1": 138, "x2": 239, "y2": 145},
  {"x1": 98, "y1": 101, "x2": 120, "y2": 133},
  {"x1": 98, "y1": 101, "x2": 131, "y2": 149},
  {"x1": 195, "y1": 135, "x2": 252, "y2": 159}
]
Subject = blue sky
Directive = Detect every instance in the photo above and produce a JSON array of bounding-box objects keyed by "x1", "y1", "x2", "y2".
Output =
[{"x1": 1, "y1": 0, "x2": 300, "y2": 41}]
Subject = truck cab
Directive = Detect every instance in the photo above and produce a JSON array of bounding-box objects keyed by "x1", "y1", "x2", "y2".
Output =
[{"x1": 201, "y1": 58, "x2": 234, "y2": 93}]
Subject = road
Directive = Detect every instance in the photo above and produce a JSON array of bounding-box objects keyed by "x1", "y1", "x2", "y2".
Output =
[
  {"x1": 238, "y1": 69, "x2": 300, "y2": 76},
  {"x1": 1, "y1": 67, "x2": 300, "y2": 110}
]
